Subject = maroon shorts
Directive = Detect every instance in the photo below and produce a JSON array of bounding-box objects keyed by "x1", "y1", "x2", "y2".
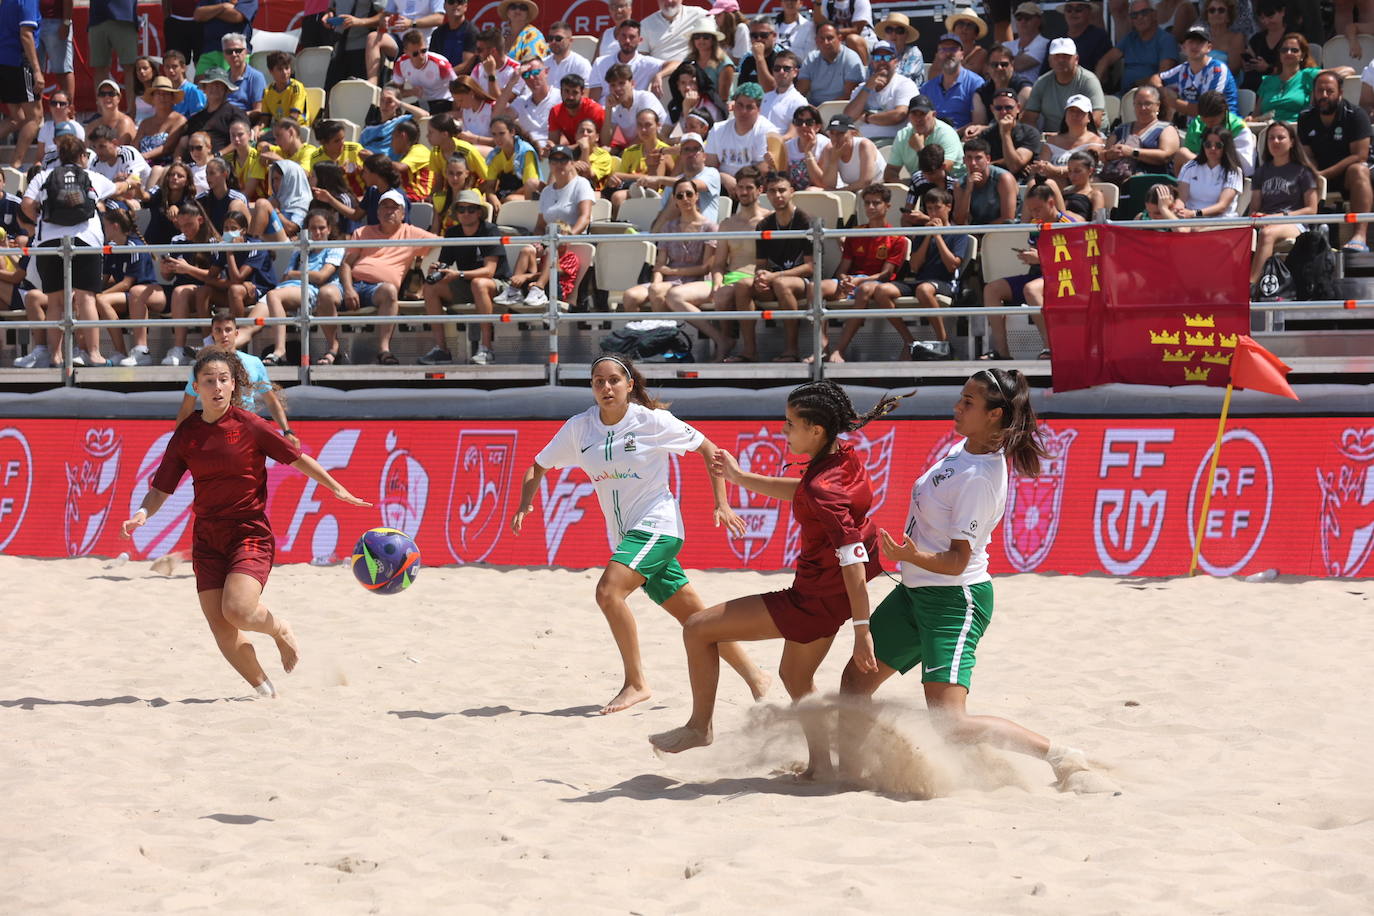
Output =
[
  {"x1": 192, "y1": 516, "x2": 276, "y2": 593},
  {"x1": 763, "y1": 587, "x2": 857, "y2": 644}
]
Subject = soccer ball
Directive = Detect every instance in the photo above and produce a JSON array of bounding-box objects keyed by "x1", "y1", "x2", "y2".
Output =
[{"x1": 351, "y1": 527, "x2": 421, "y2": 595}]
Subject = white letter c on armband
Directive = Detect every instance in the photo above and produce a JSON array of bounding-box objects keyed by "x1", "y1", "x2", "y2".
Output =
[{"x1": 835, "y1": 542, "x2": 867, "y2": 567}]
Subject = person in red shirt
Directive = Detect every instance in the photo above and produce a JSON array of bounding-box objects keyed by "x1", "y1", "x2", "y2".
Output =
[
  {"x1": 817, "y1": 184, "x2": 910, "y2": 362},
  {"x1": 650, "y1": 380, "x2": 902, "y2": 777},
  {"x1": 122, "y1": 350, "x2": 369, "y2": 698},
  {"x1": 548, "y1": 74, "x2": 605, "y2": 146}
]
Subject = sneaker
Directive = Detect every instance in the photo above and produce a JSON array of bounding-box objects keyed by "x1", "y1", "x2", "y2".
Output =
[
  {"x1": 470, "y1": 346, "x2": 495, "y2": 365},
  {"x1": 14, "y1": 346, "x2": 50, "y2": 368},
  {"x1": 119, "y1": 345, "x2": 152, "y2": 367},
  {"x1": 493, "y1": 285, "x2": 523, "y2": 306},
  {"x1": 523, "y1": 286, "x2": 549, "y2": 308},
  {"x1": 161, "y1": 346, "x2": 191, "y2": 366},
  {"x1": 71, "y1": 349, "x2": 89, "y2": 368},
  {"x1": 910, "y1": 340, "x2": 952, "y2": 361},
  {"x1": 417, "y1": 346, "x2": 453, "y2": 365},
  {"x1": 109, "y1": 352, "x2": 127, "y2": 366}
]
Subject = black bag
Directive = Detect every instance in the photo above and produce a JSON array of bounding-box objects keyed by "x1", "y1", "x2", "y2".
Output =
[
  {"x1": 600, "y1": 324, "x2": 695, "y2": 362},
  {"x1": 1286, "y1": 225, "x2": 1340, "y2": 301},
  {"x1": 1252, "y1": 254, "x2": 1295, "y2": 302},
  {"x1": 42, "y1": 165, "x2": 97, "y2": 226}
]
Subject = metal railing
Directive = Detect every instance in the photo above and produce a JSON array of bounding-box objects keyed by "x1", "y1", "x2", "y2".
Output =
[{"x1": 14, "y1": 211, "x2": 1374, "y2": 387}]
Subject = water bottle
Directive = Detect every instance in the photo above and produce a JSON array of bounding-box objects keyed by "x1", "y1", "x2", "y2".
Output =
[
  {"x1": 103, "y1": 551, "x2": 130, "y2": 570},
  {"x1": 1243, "y1": 568, "x2": 1278, "y2": 582},
  {"x1": 311, "y1": 554, "x2": 337, "y2": 567}
]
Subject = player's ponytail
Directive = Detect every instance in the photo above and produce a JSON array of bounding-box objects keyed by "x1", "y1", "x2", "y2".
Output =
[
  {"x1": 591, "y1": 352, "x2": 670, "y2": 410},
  {"x1": 976, "y1": 368, "x2": 1049, "y2": 477},
  {"x1": 787, "y1": 380, "x2": 906, "y2": 457}
]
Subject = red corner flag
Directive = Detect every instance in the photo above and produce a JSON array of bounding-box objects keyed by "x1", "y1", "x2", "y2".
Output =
[{"x1": 1230, "y1": 335, "x2": 1298, "y2": 399}]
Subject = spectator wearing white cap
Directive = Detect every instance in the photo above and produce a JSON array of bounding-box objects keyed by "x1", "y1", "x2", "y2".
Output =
[
  {"x1": 1024, "y1": 37, "x2": 1106, "y2": 133},
  {"x1": 920, "y1": 33, "x2": 987, "y2": 130},
  {"x1": 1025, "y1": 94, "x2": 1105, "y2": 183},
  {"x1": 90, "y1": 79, "x2": 137, "y2": 148},
  {"x1": 336, "y1": 188, "x2": 438, "y2": 365},
  {"x1": 843, "y1": 41, "x2": 919, "y2": 140},
  {"x1": 1004, "y1": 2, "x2": 1051, "y2": 82},
  {"x1": 644, "y1": 132, "x2": 721, "y2": 229}
]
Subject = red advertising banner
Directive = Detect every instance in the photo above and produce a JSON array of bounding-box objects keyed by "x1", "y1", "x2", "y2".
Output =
[
  {"x1": 1040, "y1": 225, "x2": 1253, "y2": 393},
  {"x1": 11, "y1": 416, "x2": 1374, "y2": 578}
]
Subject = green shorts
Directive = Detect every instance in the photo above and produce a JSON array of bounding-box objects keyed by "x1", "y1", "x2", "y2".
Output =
[
  {"x1": 722, "y1": 270, "x2": 753, "y2": 285},
  {"x1": 610, "y1": 529, "x2": 689, "y2": 605},
  {"x1": 870, "y1": 582, "x2": 994, "y2": 690}
]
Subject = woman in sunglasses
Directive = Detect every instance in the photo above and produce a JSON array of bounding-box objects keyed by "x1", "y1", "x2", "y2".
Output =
[
  {"x1": 1201, "y1": 0, "x2": 1245, "y2": 76},
  {"x1": 500, "y1": 0, "x2": 548, "y2": 64},
  {"x1": 685, "y1": 27, "x2": 736, "y2": 113},
  {"x1": 834, "y1": 369, "x2": 1109, "y2": 793},
  {"x1": 90, "y1": 79, "x2": 137, "y2": 148},
  {"x1": 784, "y1": 104, "x2": 829, "y2": 189}
]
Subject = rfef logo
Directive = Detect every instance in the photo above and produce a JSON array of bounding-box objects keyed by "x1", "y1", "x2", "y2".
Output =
[
  {"x1": 1093, "y1": 428, "x2": 1174, "y2": 575},
  {"x1": 380, "y1": 430, "x2": 430, "y2": 539},
  {"x1": 1187, "y1": 429, "x2": 1273, "y2": 576},
  {"x1": 1316, "y1": 427, "x2": 1374, "y2": 576},
  {"x1": 446, "y1": 429, "x2": 517, "y2": 564},
  {"x1": 0, "y1": 427, "x2": 32, "y2": 550},
  {"x1": 1005, "y1": 425, "x2": 1077, "y2": 572},
  {"x1": 65, "y1": 428, "x2": 121, "y2": 557}
]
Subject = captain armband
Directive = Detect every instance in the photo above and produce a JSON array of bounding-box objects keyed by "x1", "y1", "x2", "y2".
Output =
[{"x1": 834, "y1": 542, "x2": 868, "y2": 567}]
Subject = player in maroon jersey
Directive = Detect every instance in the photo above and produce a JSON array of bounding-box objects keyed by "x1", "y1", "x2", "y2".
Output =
[
  {"x1": 650, "y1": 381, "x2": 901, "y2": 777},
  {"x1": 121, "y1": 350, "x2": 369, "y2": 697}
]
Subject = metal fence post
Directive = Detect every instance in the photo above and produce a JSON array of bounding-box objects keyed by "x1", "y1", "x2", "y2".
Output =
[
  {"x1": 545, "y1": 223, "x2": 560, "y2": 385},
  {"x1": 809, "y1": 218, "x2": 825, "y2": 380},
  {"x1": 297, "y1": 231, "x2": 312, "y2": 385},
  {"x1": 61, "y1": 237, "x2": 74, "y2": 387}
]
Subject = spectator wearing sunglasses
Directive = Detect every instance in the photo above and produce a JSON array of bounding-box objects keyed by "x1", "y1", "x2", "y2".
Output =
[
  {"x1": 420, "y1": 189, "x2": 508, "y2": 366},
  {"x1": 877, "y1": 12, "x2": 923, "y2": 82},
  {"x1": 844, "y1": 40, "x2": 919, "y2": 141},
  {"x1": 972, "y1": 45, "x2": 1033, "y2": 126},
  {"x1": 1003, "y1": 2, "x2": 1050, "y2": 83},
  {"x1": 33, "y1": 90, "x2": 84, "y2": 169},
  {"x1": 737, "y1": 16, "x2": 779, "y2": 91},
  {"x1": 496, "y1": 60, "x2": 555, "y2": 148},
  {"x1": 888, "y1": 95, "x2": 965, "y2": 183},
  {"x1": 182, "y1": 69, "x2": 245, "y2": 157},
  {"x1": 499, "y1": 0, "x2": 547, "y2": 64},
  {"x1": 429, "y1": 0, "x2": 479, "y2": 77},
  {"x1": 784, "y1": 104, "x2": 829, "y2": 189},
  {"x1": 392, "y1": 28, "x2": 457, "y2": 113},
  {"x1": 1198, "y1": 0, "x2": 1244, "y2": 77},
  {"x1": 762, "y1": 51, "x2": 808, "y2": 134},
  {"x1": 1059, "y1": 1, "x2": 1110, "y2": 74},
  {"x1": 969, "y1": 89, "x2": 1038, "y2": 180},
  {"x1": 543, "y1": 21, "x2": 591, "y2": 90},
  {"x1": 218, "y1": 34, "x2": 266, "y2": 114},
  {"x1": 88, "y1": 78, "x2": 137, "y2": 148}
]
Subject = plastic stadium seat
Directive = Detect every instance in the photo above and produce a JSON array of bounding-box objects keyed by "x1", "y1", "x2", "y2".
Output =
[
  {"x1": 594, "y1": 239, "x2": 655, "y2": 309},
  {"x1": 296, "y1": 46, "x2": 334, "y2": 90},
  {"x1": 494, "y1": 199, "x2": 541, "y2": 233},
  {"x1": 570, "y1": 36, "x2": 600, "y2": 63},
  {"x1": 328, "y1": 79, "x2": 379, "y2": 128},
  {"x1": 615, "y1": 197, "x2": 664, "y2": 232}
]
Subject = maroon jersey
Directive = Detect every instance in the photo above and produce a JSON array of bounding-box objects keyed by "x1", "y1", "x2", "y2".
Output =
[
  {"x1": 151, "y1": 407, "x2": 302, "y2": 520},
  {"x1": 790, "y1": 442, "x2": 882, "y2": 597}
]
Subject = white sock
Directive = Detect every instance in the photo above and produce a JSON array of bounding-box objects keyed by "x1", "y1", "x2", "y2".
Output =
[{"x1": 255, "y1": 678, "x2": 277, "y2": 698}]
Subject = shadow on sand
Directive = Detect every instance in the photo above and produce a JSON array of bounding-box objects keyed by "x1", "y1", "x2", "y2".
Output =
[
  {"x1": 0, "y1": 695, "x2": 254, "y2": 709},
  {"x1": 388, "y1": 704, "x2": 604, "y2": 720},
  {"x1": 564, "y1": 772, "x2": 847, "y2": 804}
]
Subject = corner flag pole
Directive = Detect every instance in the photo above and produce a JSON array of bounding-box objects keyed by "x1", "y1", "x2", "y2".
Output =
[{"x1": 1189, "y1": 383, "x2": 1234, "y2": 577}]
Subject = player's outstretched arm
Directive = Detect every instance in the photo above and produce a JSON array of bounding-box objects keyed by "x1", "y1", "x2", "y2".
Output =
[
  {"x1": 510, "y1": 462, "x2": 549, "y2": 535},
  {"x1": 710, "y1": 448, "x2": 801, "y2": 502},
  {"x1": 291, "y1": 455, "x2": 371, "y2": 507},
  {"x1": 695, "y1": 439, "x2": 745, "y2": 537},
  {"x1": 122, "y1": 487, "x2": 172, "y2": 537}
]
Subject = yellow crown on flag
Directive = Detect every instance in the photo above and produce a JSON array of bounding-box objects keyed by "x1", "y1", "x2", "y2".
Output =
[
  {"x1": 1185, "y1": 313, "x2": 1216, "y2": 327},
  {"x1": 1218, "y1": 332, "x2": 1238, "y2": 348},
  {"x1": 1184, "y1": 366, "x2": 1212, "y2": 381},
  {"x1": 1162, "y1": 348, "x2": 1195, "y2": 363},
  {"x1": 1185, "y1": 331, "x2": 1216, "y2": 347},
  {"x1": 1150, "y1": 329, "x2": 1181, "y2": 345},
  {"x1": 1202, "y1": 351, "x2": 1232, "y2": 366}
]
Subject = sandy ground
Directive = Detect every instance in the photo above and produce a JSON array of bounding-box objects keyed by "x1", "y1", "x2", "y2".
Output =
[{"x1": 2, "y1": 557, "x2": 1372, "y2": 914}]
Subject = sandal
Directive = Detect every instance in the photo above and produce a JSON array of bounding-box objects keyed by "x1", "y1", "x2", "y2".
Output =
[
  {"x1": 1343, "y1": 240, "x2": 1370, "y2": 253},
  {"x1": 376, "y1": 350, "x2": 399, "y2": 365},
  {"x1": 772, "y1": 352, "x2": 799, "y2": 362},
  {"x1": 722, "y1": 354, "x2": 749, "y2": 363},
  {"x1": 315, "y1": 351, "x2": 337, "y2": 366},
  {"x1": 261, "y1": 351, "x2": 285, "y2": 366}
]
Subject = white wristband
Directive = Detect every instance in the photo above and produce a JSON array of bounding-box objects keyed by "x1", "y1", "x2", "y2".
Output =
[
  {"x1": 851, "y1": 619, "x2": 870, "y2": 628},
  {"x1": 834, "y1": 541, "x2": 868, "y2": 567}
]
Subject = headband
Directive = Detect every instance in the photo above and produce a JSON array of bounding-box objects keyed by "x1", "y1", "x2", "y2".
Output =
[
  {"x1": 591, "y1": 355, "x2": 632, "y2": 377},
  {"x1": 979, "y1": 368, "x2": 1012, "y2": 404}
]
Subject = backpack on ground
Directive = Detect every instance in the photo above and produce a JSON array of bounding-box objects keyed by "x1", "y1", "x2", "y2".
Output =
[
  {"x1": 42, "y1": 165, "x2": 97, "y2": 226},
  {"x1": 1286, "y1": 224, "x2": 1340, "y2": 301},
  {"x1": 600, "y1": 320, "x2": 695, "y2": 362}
]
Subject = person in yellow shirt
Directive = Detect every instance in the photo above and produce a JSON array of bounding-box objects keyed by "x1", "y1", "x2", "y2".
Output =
[
  {"x1": 389, "y1": 120, "x2": 434, "y2": 201},
  {"x1": 312, "y1": 120, "x2": 369, "y2": 198},
  {"x1": 573, "y1": 118, "x2": 616, "y2": 191},
  {"x1": 483, "y1": 115, "x2": 541, "y2": 207},
  {"x1": 607, "y1": 108, "x2": 675, "y2": 212},
  {"x1": 427, "y1": 112, "x2": 488, "y2": 184},
  {"x1": 260, "y1": 117, "x2": 320, "y2": 168},
  {"x1": 225, "y1": 116, "x2": 268, "y2": 198},
  {"x1": 261, "y1": 52, "x2": 313, "y2": 125}
]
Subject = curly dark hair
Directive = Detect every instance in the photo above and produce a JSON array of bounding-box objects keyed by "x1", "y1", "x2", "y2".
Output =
[
  {"x1": 787, "y1": 380, "x2": 903, "y2": 458},
  {"x1": 190, "y1": 348, "x2": 253, "y2": 411}
]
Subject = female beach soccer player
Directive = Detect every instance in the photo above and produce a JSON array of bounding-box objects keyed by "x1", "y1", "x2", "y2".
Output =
[
  {"x1": 510, "y1": 353, "x2": 771, "y2": 715},
  {"x1": 650, "y1": 381, "x2": 900, "y2": 777},
  {"x1": 836, "y1": 369, "x2": 1094, "y2": 786},
  {"x1": 121, "y1": 350, "x2": 370, "y2": 697}
]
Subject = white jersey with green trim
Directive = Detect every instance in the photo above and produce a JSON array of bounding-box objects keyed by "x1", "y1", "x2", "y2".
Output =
[
  {"x1": 900, "y1": 438, "x2": 1008, "y2": 588},
  {"x1": 536, "y1": 403, "x2": 705, "y2": 546}
]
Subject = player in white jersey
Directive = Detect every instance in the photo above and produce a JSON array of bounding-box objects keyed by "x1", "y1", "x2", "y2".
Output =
[
  {"x1": 511, "y1": 353, "x2": 771, "y2": 715},
  {"x1": 836, "y1": 369, "x2": 1112, "y2": 791}
]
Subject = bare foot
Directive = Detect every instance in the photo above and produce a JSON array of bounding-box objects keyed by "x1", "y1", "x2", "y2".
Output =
[
  {"x1": 273, "y1": 622, "x2": 300, "y2": 673},
  {"x1": 799, "y1": 760, "x2": 836, "y2": 782},
  {"x1": 649, "y1": 724, "x2": 712, "y2": 753},
  {"x1": 826, "y1": 350, "x2": 845, "y2": 363},
  {"x1": 599, "y1": 684, "x2": 651, "y2": 715},
  {"x1": 748, "y1": 670, "x2": 772, "y2": 702}
]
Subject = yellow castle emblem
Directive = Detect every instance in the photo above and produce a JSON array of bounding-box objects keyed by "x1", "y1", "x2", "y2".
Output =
[
  {"x1": 1090, "y1": 263, "x2": 1100, "y2": 291},
  {"x1": 1056, "y1": 267, "x2": 1075, "y2": 297},
  {"x1": 1085, "y1": 228, "x2": 1100, "y2": 257},
  {"x1": 1051, "y1": 233, "x2": 1070, "y2": 262}
]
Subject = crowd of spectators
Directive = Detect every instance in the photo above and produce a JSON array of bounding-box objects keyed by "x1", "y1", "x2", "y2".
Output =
[{"x1": 2, "y1": 0, "x2": 1372, "y2": 368}]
